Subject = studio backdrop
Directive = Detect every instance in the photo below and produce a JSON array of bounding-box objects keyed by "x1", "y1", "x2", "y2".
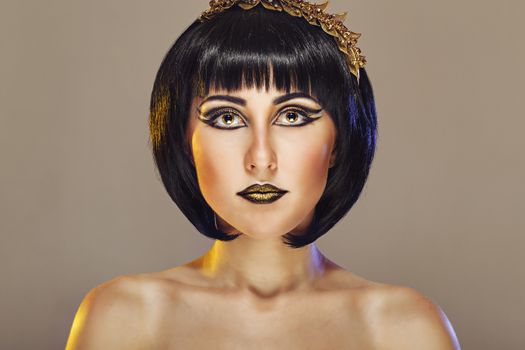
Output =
[{"x1": 1, "y1": 0, "x2": 524, "y2": 349}]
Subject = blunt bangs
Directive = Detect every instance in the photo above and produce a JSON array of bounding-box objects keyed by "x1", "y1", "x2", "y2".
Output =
[
  {"x1": 192, "y1": 6, "x2": 351, "y2": 115},
  {"x1": 149, "y1": 5, "x2": 378, "y2": 249}
]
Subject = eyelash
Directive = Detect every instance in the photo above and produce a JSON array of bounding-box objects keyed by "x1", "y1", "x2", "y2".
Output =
[{"x1": 199, "y1": 107, "x2": 320, "y2": 130}]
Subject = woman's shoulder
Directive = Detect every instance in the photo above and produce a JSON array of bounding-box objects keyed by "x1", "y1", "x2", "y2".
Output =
[
  {"x1": 75, "y1": 271, "x2": 182, "y2": 310},
  {"x1": 66, "y1": 272, "x2": 182, "y2": 349},
  {"x1": 348, "y1": 279, "x2": 461, "y2": 350}
]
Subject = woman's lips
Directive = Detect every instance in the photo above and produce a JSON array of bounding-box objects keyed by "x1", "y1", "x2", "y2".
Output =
[
  {"x1": 237, "y1": 183, "x2": 289, "y2": 204},
  {"x1": 237, "y1": 191, "x2": 287, "y2": 204},
  {"x1": 237, "y1": 183, "x2": 288, "y2": 195}
]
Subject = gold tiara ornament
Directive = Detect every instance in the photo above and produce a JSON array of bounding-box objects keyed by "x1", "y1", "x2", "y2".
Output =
[{"x1": 198, "y1": 0, "x2": 367, "y2": 82}]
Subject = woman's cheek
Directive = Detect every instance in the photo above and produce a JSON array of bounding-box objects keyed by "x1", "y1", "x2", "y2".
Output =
[
  {"x1": 302, "y1": 142, "x2": 332, "y2": 189},
  {"x1": 194, "y1": 137, "x2": 239, "y2": 205},
  {"x1": 192, "y1": 135, "x2": 220, "y2": 200}
]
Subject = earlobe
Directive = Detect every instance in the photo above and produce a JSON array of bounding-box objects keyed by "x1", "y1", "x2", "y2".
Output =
[
  {"x1": 329, "y1": 152, "x2": 336, "y2": 168},
  {"x1": 329, "y1": 138, "x2": 337, "y2": 168}
]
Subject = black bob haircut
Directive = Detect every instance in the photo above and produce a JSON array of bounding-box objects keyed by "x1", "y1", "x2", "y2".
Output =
[{"x1": 149, "y1": 5, "x2": 378, "y2": 249}]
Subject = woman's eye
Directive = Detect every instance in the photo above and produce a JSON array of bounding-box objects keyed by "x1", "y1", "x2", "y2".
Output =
[
  {"x1": 274, "y1": 108, "x2": 316, "y2": 127},
  {"x1": 212, "y1": 111, "x2": 245, "y2": 129},
  {"x1": 200, "y1": 108, "x2": 246, "y2": 130}
]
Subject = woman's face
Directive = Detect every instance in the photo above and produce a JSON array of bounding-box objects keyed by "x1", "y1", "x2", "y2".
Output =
[{"x1": 185, "y1": 84, "x2": 337, "y2": 239}]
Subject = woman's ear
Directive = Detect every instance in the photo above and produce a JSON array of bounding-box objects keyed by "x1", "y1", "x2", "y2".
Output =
[
  {"x1": 329, "y1": 150, "x2": 336, "y2": 168},
  {"x1": 329, "y1": 130, "x2": 337, "y2": 168}
]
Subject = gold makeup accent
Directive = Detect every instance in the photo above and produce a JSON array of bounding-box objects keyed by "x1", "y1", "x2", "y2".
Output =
[{"x1": 197, "y1": 105, "x2": 323, "y2": 129}]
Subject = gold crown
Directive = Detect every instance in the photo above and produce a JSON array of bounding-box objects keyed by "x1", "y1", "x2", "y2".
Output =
[{"x1": 198, "y1": 0, "x2": 366, "y2": 82}]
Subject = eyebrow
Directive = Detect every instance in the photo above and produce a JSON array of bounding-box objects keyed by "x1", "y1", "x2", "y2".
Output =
[{"x1": 199, "y1": 92, "x2": 320, "y2": 108}]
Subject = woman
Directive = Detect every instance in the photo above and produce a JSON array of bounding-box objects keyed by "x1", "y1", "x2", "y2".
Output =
[{"x1": 66, "y1": 1, "x2": 461, "y2": 348}]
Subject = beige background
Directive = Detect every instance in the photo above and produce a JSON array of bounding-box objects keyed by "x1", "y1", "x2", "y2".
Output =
[{"x1": 1, "y1": 0, "x2": 524, "y2": 349}]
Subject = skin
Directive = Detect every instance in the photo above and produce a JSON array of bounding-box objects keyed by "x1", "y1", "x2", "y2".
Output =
[
  {"x1": 65, "y1": 84, "x2": 461, "y2": 349},
  {"x1": 184, "y1": 83, "x2": 338, "y2": 297}
]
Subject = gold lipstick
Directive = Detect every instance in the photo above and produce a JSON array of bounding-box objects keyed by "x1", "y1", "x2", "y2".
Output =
[{"x1": 237, "y1": 183, "x2": 288, "y2": 204}]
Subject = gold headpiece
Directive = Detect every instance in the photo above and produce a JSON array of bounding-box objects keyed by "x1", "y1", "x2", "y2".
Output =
[{"x1": 198, "y1": 0, "x2": 366, "y2": 82}]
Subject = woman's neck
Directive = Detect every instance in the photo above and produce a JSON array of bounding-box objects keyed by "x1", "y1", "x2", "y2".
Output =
[{"x1": 195, "y1": 236, "x2": 331, "y2": 297}]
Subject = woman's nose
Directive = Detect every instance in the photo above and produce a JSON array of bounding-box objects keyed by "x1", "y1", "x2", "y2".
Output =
[{"x1": 245, "y1": 131, "x2": 277, "y2": 172}]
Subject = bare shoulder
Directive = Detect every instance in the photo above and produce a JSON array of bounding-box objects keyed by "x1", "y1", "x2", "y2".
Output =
[
  {"x1": 357, "y1": 283, "x2": 461, "y2": 350},
  {"x1": 65, "y1": 273, "x2": 178, "y2": 350}
]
